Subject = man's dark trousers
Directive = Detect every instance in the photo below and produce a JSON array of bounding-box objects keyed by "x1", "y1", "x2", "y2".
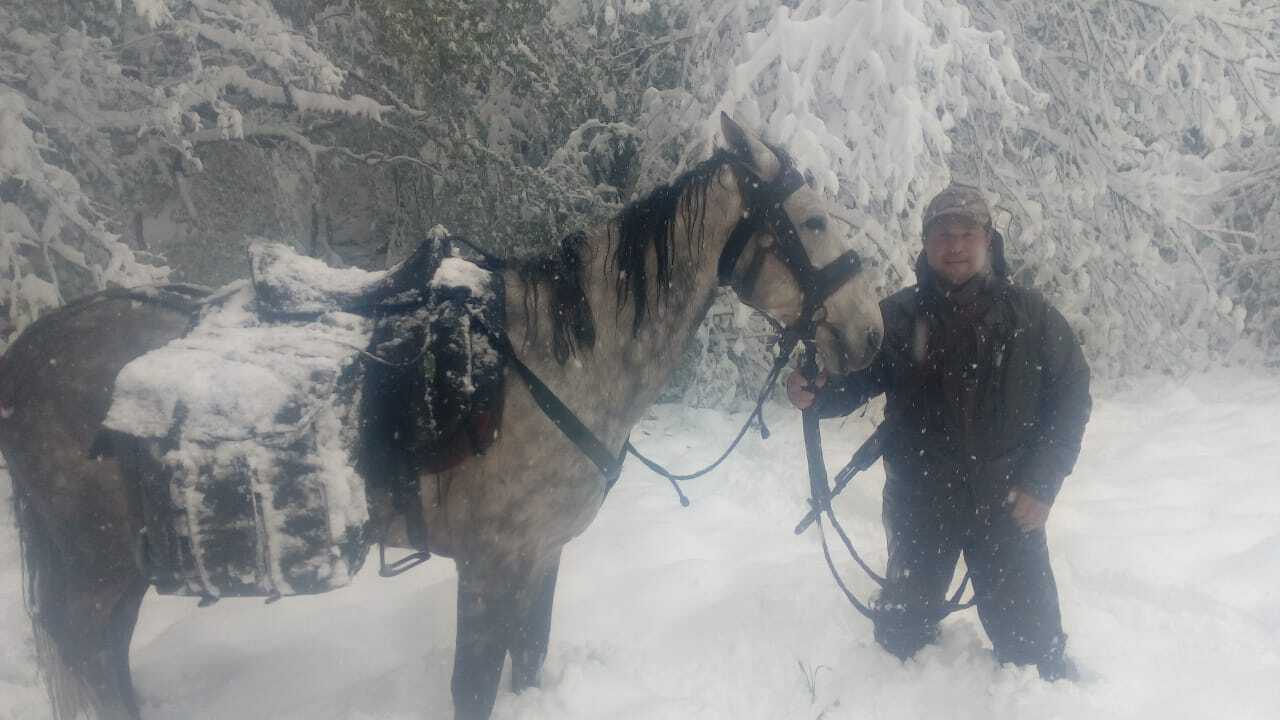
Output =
[{"x1": 872, "y1": 474, "x2": 1068, "y2": 677}]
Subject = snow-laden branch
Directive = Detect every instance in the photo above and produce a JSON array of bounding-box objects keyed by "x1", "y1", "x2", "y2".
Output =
[
  {"x1": 705, "y1": 0, "x2": 1035, "y2": 285},
  {"x1": 0, "y1": 89, "x2": 168, "y2": 343},
  {"x1": 0, "y1": 0, "x2": 425, "y2": 347},
  {"x1": 184, "y1": 124, "x2": 440, "y2": 172}
]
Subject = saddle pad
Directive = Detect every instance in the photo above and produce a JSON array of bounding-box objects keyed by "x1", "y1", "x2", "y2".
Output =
[
  {"x1": 105, "y1": 281, "x2": 375, "y2": 445},
  {"x1": 103, "y1": 280, "x2": 375, "y2": 597}
]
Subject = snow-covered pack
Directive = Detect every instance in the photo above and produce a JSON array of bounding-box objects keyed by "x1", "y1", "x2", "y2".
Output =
[{"x1": 101, "y1": 238, "x2": 505, "y2": 599}]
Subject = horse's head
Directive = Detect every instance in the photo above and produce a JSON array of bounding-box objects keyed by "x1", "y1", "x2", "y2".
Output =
[{"x1": 717, "y1": 114, "x2": 883, "y2": 373}]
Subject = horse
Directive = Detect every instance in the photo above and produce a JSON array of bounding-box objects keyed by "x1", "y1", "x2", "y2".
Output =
[{"x1": 0, "y1": 114, "x2": 884, "y2": 720}]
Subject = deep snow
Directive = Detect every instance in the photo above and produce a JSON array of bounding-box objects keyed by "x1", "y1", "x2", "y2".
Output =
[{"x1": 2, "y1": 371, "x2": 1279, "y2": 719}]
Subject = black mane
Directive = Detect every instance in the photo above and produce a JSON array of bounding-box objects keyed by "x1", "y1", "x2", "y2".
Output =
[
  {"x1": 514, "y1": 230, "x2": 596, "y2": 364},
  {"x1": 609, "y1": 148, "x2": 734, "y2": 334},
  {"x1": 516, "y1": 148, "x2": 737, "y2": 362}
]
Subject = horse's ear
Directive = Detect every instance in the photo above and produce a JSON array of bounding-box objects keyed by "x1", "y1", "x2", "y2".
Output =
[{"x1": 719, "y1": 112, "x2": 781, "y2": 180}]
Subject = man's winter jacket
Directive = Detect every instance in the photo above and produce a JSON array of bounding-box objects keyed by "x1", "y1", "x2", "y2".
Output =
[{"x1": 816, "y1": 271, "x2": 1091, "y2": 507}]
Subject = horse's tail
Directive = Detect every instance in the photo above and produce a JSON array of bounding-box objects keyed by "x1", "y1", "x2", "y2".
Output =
[
  {"x1": 1, "y1": 290, "x2": 203, "y2": 720},
  {"x1": 7, "y1": 466, "x2": 98, "y2": 720},
  {"x1": 2, "y1": 326, "x2": 97, "y2": 720}
]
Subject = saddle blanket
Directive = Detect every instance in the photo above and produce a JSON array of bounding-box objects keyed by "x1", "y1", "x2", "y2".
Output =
[{"x1": 101, "y1": 238, "x2": 504, "y2": 599}]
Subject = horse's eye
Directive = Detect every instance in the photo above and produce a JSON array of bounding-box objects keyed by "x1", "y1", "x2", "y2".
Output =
[{"x1": 803, "y1": 217, "x2": 827, "y2": 233}]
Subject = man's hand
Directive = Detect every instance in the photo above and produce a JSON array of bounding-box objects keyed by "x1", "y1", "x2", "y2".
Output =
[
  {"x1": 786, "y1": 370, "x2": 827, "y2": 410},
  {"x1": 1008, "y1": 487, "x2": 1052, "y2": 532}
]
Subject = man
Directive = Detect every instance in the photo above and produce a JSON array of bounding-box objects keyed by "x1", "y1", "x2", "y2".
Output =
[{"x1": 788, "y1": 184, "x2": 1091, "y2": 680}]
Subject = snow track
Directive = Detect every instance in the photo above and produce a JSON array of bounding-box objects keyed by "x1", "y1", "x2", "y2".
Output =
[{"x1": 2, "y1": 371, "x2": 1278, "y2": 719}]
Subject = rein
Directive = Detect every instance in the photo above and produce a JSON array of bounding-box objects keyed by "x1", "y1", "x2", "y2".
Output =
[
  {"x1": 625, "y1": 157, "x2": 973, "y2": 624},
  {"x1": 792, "y1": 343, "x2": 973, "y2": 621}
]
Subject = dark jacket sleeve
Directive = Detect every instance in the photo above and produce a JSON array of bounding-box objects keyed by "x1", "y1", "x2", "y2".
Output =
[
  {"x1": 1016, "y1": 299, "x2": 1092, "y2": 504},
  {"x1": 813, "y1": 355, "x2": 890, "y2": 419}
]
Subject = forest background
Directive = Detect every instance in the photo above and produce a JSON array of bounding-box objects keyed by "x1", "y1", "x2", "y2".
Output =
[{"x1": 2, "y1": 0, "x2": 1277, "y2": 408}]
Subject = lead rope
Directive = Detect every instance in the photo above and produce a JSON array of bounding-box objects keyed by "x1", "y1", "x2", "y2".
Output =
[
  {"x1": 797, "y1": 342, "x2": 974, "y2": 621},
  {"x1": 622, "y1": 329, "x2": 803, "y2": 505}
]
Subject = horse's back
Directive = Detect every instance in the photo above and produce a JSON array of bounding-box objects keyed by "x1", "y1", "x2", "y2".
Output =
[{"x1": 0, "y1": 289, "x2": 198, "y2": 552}]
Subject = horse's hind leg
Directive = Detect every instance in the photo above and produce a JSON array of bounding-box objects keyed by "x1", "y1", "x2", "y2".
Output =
[
  {"x1": 106, "y1": 578, "x2": 150, "y2": 718},
  {"x1": 510, "y1": 551, "x2": 560, "y2": 693},
  {"x1": 56, "y1": 578, "x2": 148, "y2": 720},
  {"x1": 0, "y1": 291, "x2": 194, "y2": 719}
]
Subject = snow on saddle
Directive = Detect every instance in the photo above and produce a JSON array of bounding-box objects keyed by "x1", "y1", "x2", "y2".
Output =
[{"x1": 100, "y1": 238, "x2": 505, "y2": 600}]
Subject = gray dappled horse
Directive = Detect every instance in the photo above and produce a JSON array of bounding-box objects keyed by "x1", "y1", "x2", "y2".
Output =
[{"x1": 0, "y1": 115, "x2": 883, "y2": 720}]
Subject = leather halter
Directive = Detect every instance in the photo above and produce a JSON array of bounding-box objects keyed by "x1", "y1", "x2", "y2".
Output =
[{"x1": 716, "y1": 158, "x2": 864, "y2": 343}]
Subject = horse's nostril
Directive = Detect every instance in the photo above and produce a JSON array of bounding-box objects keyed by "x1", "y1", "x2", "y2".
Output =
[{"x1": 866, "y1": 328, "x2": 883, "y2": 352}]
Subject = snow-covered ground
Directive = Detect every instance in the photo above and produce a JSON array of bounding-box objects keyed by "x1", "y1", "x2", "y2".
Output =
[{"x1": 3, "y1": 370, "x2": 1279, "y2": 719}]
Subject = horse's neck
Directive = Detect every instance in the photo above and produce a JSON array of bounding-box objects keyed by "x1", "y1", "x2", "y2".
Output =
[{"x1": 505, "y1": 166, "x2": 743, "y2": 447}]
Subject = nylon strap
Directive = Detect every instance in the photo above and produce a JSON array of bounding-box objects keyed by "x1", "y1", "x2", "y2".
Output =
[
  {"x1": 483, "y1": 325, "x2": 625, "y2": 487},
  {"x1": 717, "y1": 161, "x2": 862, "y2": 315}
]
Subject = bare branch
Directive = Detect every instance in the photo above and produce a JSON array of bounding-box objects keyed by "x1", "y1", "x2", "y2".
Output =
[{"x1": 186, "y1": 125, "x2": 441, "y2": 174}]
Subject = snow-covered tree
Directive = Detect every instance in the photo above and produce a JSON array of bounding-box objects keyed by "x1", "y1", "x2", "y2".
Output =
[
  {"x1": 657, "y1": 0, "x2": 1279, "y2": 384},
  {"x1": 3, "y1": 0, "x2": 1276, "y2": 383},
  {"x1": 0, "y1": 0, "x2": 402, "y2": 348},
  {"x1": 641, "y1": 0, "x2": 1035, "y2": 405},
  {"x1": 954, "y1": 0, "x2": 1280, "y2": 375}
]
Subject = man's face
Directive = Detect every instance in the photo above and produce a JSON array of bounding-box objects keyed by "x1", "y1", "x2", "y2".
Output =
[{"x1": 924, "y1": 216, "x2": 991, "y2": 286}]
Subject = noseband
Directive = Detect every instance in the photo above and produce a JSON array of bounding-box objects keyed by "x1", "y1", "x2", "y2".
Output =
[{"x1": 716, "y1": 158, "x2": 863, "y2": 348}]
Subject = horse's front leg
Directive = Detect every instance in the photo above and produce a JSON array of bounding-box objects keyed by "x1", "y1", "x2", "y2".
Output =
[
  {"x1": 452, "y1": 551, "x2": 560, "y2": 719},
  {"x1": 452, "y1": 558, "x2": 509, "y2": 720},
  {"x1": 509, "y1": 550, "x2": 560, "y2": 693}
]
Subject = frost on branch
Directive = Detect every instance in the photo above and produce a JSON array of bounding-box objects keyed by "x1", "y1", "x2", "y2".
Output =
[
  {"x1": 650, "y1": 0, "x2": 1033, "y2": 403},
  {"x1": 707, "y1": 0, "x2": 1031, "y2": 286},
  {"x1": 953, "y1": 1, "x2": 1280, "y2": 374},
  {"x1": 687, "y1": 0, "x2": 1280, "y2": 380},
  {"x1": 0, "y1": 88, "x2": 168, "y2": 345},
  {"x1": 0, "y1": 0, "x2": 394, "y2": 349}
]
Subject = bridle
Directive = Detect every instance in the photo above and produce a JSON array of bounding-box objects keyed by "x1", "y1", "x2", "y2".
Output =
[
  {"x1": 716, "y1": 157, "x2": 864, "y2": 356},
  {"x1": 633, "y1": 158, "x2": 963, "y2": 623},
  {"x1": 623, "y1": 155, "x2": 867, "y2": 502}
]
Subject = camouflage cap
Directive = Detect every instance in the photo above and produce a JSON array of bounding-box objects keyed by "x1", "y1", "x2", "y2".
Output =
[{"x1": 923, "y1": 184, "x2": 992, "y2": 230}]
